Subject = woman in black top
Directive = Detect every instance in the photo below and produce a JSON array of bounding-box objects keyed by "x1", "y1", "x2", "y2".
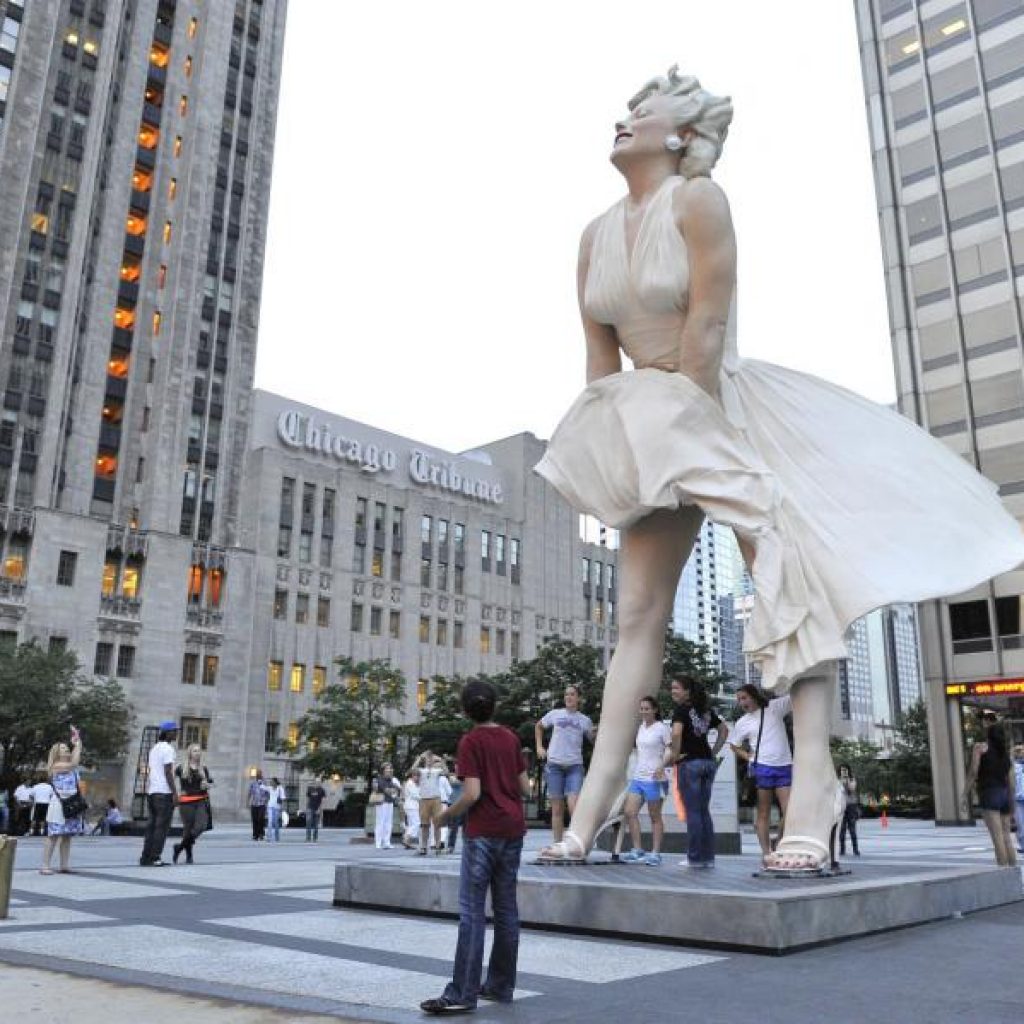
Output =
[
  {"x1": 965, "y1": 712, "x2": 1017, "y2": 867},
  {"x1": 668, "y1": 675, "x2": 729, "y2": 868},
  {"x1": 173, "y1": 744, "x2": 213, "y2": 865}
]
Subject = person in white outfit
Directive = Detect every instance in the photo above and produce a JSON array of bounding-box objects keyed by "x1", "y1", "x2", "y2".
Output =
[
  {"x1": 266, "y1": 777, "x2": 286, "y2": 842},
  {"x1": 373, "y1": 764, "x2": 400, "y2": 849},
  {"x1": 402, "y1": 769, "x2": 421, "y2": 849}
]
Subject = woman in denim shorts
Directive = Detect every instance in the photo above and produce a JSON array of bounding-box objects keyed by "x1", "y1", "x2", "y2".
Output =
[{"x1": 535, "y1": 686, "x2": 594, "y2": 846}]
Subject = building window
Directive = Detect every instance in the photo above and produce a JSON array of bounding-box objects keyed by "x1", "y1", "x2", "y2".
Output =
[
  {"x1": 371, "y1": 549, "x2": 384, "y2": 577},
  {"x1": 417, "y1": 679, "x2": 428, "y2": 711},
  {"x1": 49, "y1": 637, "x2": 68, "y2": 655},
  {"x1": 182, "y1": 652, "x2": 198, "y2": 684},
  {"x1": 295, "y1": 593, "x2": 309, "y2": 624},
  {"x1": 350, "y1": 602, "x2": 364, "y2": 632},
  {"x1": 390, "y1": 549, "x2": 402, "y2": 581},
  {"x1": 370, "y1": 606, "x2": 383, "y2": 636},
  {"x1": 273, "y1": 589, "x2": 287, "y2": 620},
  {"x1": 511, "y1": 630, "x2": 520, "y2": 660},
  {"x1": 182, "y1": 717, "x2": 210, "y2": 751},
  {"x1": 287, "y1": 722, "x2": 300, "y2": 749},
  {"x1": 188, "y1": 564, "x2": 204, "y2": 605},
  {"x1": 94, "y1": 641, "x2": 113, "y2": 676},
  {"x1": 420, "y1": 558, "x2": 431, "y2": 588},
  {"x1": 56, "y1": 550, "x2": 77, "y2": 586},
  {"x1": 454, "y1": 621, "x2": 464, "y2": 649},
  {"x1": 174, "y1": 135, "x2": 183, "y2": 157},
  {"x1": 480, "y1": 626, "x2": 491, "y2": 654},
  {"x1": 510, "y1": 538, "x2": 521, "y2": 584},
  {"x1": 496, "y1": 628, "x2": 506, "y2": 655},
  {"x1": 389, "y1": 610, "x2": 401, "y2": 639},
  {"x1": 454, "y1": 565, "x2": 464, "y2": 595},
  {"x1": 267, "y1": 660, "x2": 283, "y2": 691},
  {"x1": 495, "y1": 534, "x2": 506, "y2": 574},
  {"x1": 481, "y1": 530, "x2": 491, "y2": 571},
  {"x1": 317, "y1": 597, "x2": 330, "y2": 627},
  {"x1": 437, "y1": 562, "x2": 448, "y2": 591},
  {"x1": 949, "y1": 600, "x2": 992, "y2": 654},
  {"x1": 116, "y1": 644, "x2": 135, "y2": 678},
  {"x1": 313, "y1": 665, "x2": 327, "y2": 696},
  {"x1": 421, "y1": 514, "x2": 432, "y2": 545},
  {"x1": 264, "y1": 721, "x2": 279, "y2": 753},
  {"x1": 436, "y1": 619, "x2": 448, "y2": 646},
  {"x1": 419, "y1": 616, "x2": 430, "y2": 643},
  {"x1": 202, "y1": 655, "x2": 218, "y2": 686},
  {"x1": 290, "y1": 663, "x2": 305, "y2": 693},
  {"x1": 352, "y1": 544, "x2": 365, "y2": 574}
]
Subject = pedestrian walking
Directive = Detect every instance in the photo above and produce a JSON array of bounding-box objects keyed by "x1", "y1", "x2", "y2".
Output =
[
  {"x1": 248, "y1": 768, "x2": 269, "y2": 841},
  {"x1": 414, "y1": 751, "x2": 447, "y2": 855},
  {"x1": 535, "y1": 685, "x2": 595, "y2": 851},
  {"x1": 173, "y1": 745, "x2": 213, "y2": 864},
  {"x1": 372, "y1": 763, "x2": 400, "y2": 849},
  {"x1": 1014, "y1": 744, "x2": 1024, "y2": 856},
  {"x1": 14, "y1": 779, "x2": 32, "y2": 836},
  {"x1": 305, "y1": 779, "x2": 327, "y2": 842},
  {"x1": 140, "y1": 721, "x2": 178, "y2": 866},
  {"x1": 420, "y1": 680, "x2": 530, "y2": 1015},
  {"x1": 838, "y1": 764, "x2": 860, "y2": 857},
  {"x1": 41, "y1": 725, "x2": 86, "y2": 875},
  {"x1": 965, "y1": 710, "x2": 1018, "y2": 867},
  {"x1": 266, "y1": 777, "x2": 286, "y2": 841},
  {"x1": 620, "y1": 695, "x2": 673, "y2": 866},
  {"x1": 90, "y1": 799, "x2": 124, "y2": 836},
  {"x1": 402, "y1": 769, "x2": 421, "y2": 849},
  {"x1": 728, "y1": 684, "x2": 793, "y2": 863},
  {"x1": 30, "y1": 775, "x2": 54, "y2": 837},
  {"x1": 670, "y1": 676, "x2": 729, "y2": 869}
]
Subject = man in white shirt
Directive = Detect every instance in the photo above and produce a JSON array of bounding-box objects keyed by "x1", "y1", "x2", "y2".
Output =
[
  {"x1": 140, "y1": 721, "x2": 178, "y2": 866},
  {"x1": 14, "y1": 780, "x2": 33, "y2": 835},
  {"x1": 29, "y1": 777, "x2": 54, "y2": 836}
]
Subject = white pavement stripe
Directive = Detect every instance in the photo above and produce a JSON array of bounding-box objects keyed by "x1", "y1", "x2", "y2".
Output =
[
  {"x1": 210, "y1": 910, "x2": 724, "y2": 981},
  {"x1": 0, "y1": 907, "x2": 110, "y2": 928},
  {"x1": 89, "y1": 860, "x2": 336, "y2": 891},
  {"x1": 271, "y1": 887, "x2": 336, "y2": 902},
  {"x1": 0, "y1": 924, "x2": 539, "y2": 1008},
  {"x1": 12, "y1": 875, "x2": 195, "y2": 902}
]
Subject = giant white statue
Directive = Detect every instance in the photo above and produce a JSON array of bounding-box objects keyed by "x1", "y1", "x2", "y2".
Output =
[{"x1": 534, "y1": 67, "x2": 1024, "y2": 872}]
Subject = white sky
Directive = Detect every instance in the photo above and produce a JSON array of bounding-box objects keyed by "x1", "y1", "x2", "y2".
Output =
[{"x1": 257, "y1": 0, "x2": 894, "y2": 453}]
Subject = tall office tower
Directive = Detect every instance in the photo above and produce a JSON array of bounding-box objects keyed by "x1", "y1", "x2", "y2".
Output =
[
  {"x1": 854, "y1": 0, "x2": 1024, "y2": 820},
  {"x1": 0, "y1": 0, "x2": 287, "y2": 803}
]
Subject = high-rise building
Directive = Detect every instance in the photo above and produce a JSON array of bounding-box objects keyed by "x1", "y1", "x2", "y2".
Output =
[{"x1": 854, "y1": 0, "x2": 1024, "y2": 820}]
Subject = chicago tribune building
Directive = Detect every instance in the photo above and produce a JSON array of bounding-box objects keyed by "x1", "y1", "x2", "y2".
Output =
[{"x1": 0, "y1": 0, "x2": 617, "y2": 814}]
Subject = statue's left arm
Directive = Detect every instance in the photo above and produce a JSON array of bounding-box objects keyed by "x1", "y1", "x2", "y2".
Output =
[{"x1": 674, "y1": 178, "x2": 737, "y2": 396}]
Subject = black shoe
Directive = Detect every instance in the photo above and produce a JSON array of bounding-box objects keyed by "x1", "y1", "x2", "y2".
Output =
[
  {"x1": 420, "y1": 996, "x2": 473, "y2": 1014},
  {"x1": 186, "y1": 852, "x2": 194, "y2": 865},
  {"x1": 477, "y1": 990, "x2": 511, "y2": 1004},
  {"x1": 172, "y1": 844, "x2": 182, "y2": 865}
]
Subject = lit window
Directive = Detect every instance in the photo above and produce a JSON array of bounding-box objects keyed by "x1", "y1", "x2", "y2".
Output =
[
  {"x1": 267, "y1": 661, "x2": 283, "y2": 691},
  {"x1": 162, "y1": 221, "x2": 172, "y2": 244},
  {"x1": 419, "y1": 616, "x2": 430, "y2": 643},
  {"x1": 187, "y1": 564, "x2": 203, "y2": 603},
  {"x1": 188, "y1": 17, "x2": 198, "y2": 39},
  {"x1": 83, "y1": 40, "x2": 98, "y2": 56},
  {"x1": 181, "y1": 652, "x2": 198, "y2": 685},
  {"x1": 371, "y1": 550, "x2": 383, "y2": 577},
  {"x1": 941, "y1": 18, "x2": 967, "y2": 37},
  {"x1": 31, "y1": 212, "x2": 48, "y2": 234},
  {"x1": 138, "y1": 123, "x2": 159, "y2": 149},
  {"x1": 480, "y1": 626, "x2": 491, "y2": 654},
  {"x1": 152, "y1": 311, "x2": 162, "y2": 336},
  {"x1": 168, "y1": 177, "x2": 177, "y2": 200},
  {"x1": 184, "y1": 55, "x2": 193, "y2": 78},
  {"x1": 144, "y1": 84, "x2": 163, "y2": 107},
  {"x1": 102, "y1": 562, "x2": 118, "y2": 596},
  {"x1": 125, "y1": 213, "x2": 147, "y2": 236},
  {"x1": 288, "y1": 722, "x2": 300, "y2": 748},
  {"x1": 179, "y1": 94, "x2": 188, "y2": 117},
  {"x1": 290, "y1": 663, "x2": 305, "y2": 693},
  {"x1": 108, "y1": 357, "x2": 130, "y2": 378},
  {"x1": 4, "y1": 554, "x2": 25, "y2": 581},
  {"x1": 207, "y1": 568, "x2": 223, "y2": 607},
  {"x1": 114, "y1": 306, "x2": 135, "y2": 330},
  {"x1": 202, "y1": 655, "x2": 217, "y2": 686},
  {"x1": 902, "y1": 39, "x2": 921, "y2": 55},
  {"x1": 95, "y1": 454, "x2": 118, "y2": 477},
  {"x1": 417, "y1": 680, "x2": 428, "y2": 710},
  {"x1": 132, "y1": 167, "x2": 153, "y2": 193},
  {"x1": 122, "y1": 566, "x2": 140, "y2": 598},
  {"x1": 157, "y1": 264, "x2": 167, "y2": 289},
  {"x1": 174, "y1": 135, "x2": 182, "y2": 157},
  {"x1": 120, "y1": 257, "x2": 142, "y2": 282},
  {"x1": 150, "y1": 42, "x2": 170, "y2": 68},
  {"x1": 313, "y1": 665, "x2": 327, "y2": 696},
  {"x1": 65, "y1": 32, "x2": 79, "y2": 47}
]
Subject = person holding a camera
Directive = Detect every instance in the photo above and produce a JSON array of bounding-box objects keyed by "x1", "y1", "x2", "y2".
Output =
[{"x1": 40, "y1": 725, "x2": 86, "y2": 875}]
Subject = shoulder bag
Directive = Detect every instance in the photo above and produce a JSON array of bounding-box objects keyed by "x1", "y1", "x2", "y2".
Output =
[
  {"x1": 57, "y1": 774, "x2": 88, "y2": 820},
  {"x1": 740, "y1": 711, "x2": 766, "y2": 806}
]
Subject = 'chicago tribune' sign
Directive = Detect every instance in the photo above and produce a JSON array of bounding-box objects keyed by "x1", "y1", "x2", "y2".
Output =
[{"x1": 275, "y1": 410, "x2": 504, "y2": 505}]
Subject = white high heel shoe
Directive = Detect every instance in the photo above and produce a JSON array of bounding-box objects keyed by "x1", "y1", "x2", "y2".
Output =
[
  {"x1": 763, "y1": 782, "x2": 845, "y2": 875},
  {"x1": 534, "y1": 787, "x2": 628, "y2": 865}
]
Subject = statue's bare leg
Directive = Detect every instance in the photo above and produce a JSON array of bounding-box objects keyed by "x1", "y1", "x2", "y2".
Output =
[
  {"x1": 764, "y1": 665, "x2": 842, "y2": 871},
  {"x1": 539, "y1": 506, "x2": 703, "y2": 861}
]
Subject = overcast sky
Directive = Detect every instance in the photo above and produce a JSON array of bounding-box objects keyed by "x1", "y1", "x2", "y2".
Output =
[{"x1": 257, "y1": 1, "x2": 893, "y2": 453}]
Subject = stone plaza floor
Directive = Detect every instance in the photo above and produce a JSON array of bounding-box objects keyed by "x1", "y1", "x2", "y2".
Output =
[{"x1": 1, "y1": 819, "x2": 1022, "y2": 1023}]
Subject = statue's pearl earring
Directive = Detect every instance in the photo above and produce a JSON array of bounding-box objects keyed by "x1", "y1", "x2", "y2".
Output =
[{"x1": 664, "y1": 135, "x2": 684, "y2": 153}]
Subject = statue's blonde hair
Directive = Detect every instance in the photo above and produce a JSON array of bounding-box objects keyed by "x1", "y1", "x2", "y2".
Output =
[{"x1": 627, "y1": 65, "x2": 733, "y2": 178}]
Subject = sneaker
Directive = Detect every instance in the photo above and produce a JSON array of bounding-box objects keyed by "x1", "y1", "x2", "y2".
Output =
[
  {"x1": 621, "y1": 848, "x2": 646, "y2": 863},
  {"x1": 420, "y1": 996, "x2": 473, "y2": 1015},
  {"x1": 643, "y1": 852, "x2": 662, "y2": 867}
]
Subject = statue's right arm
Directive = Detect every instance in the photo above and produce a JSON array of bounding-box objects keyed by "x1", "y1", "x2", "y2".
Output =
[{"x1": 579, "y1": 220, "x2": 621, "y2": 385}]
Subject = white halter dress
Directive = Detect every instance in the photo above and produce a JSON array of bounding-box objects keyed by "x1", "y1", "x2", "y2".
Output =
[{"x1": 535, "y1": 176, "x2": 1024, "y2": 692}]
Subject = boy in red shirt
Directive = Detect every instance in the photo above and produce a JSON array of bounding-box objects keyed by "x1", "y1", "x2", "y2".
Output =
[{"x1": 420, "y1": 680, "x2": 530, "y2": 1015}]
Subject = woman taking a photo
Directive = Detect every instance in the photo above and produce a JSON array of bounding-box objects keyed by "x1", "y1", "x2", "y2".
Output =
[
  {"x1": 173, "y1": 744, "x2": 213, "y2": 865},
  {"x1": 838, "y1": 764, "x2": 860, "y2": 858},
  {"x1": 41, "y1": 725, "x2": 85, "y2": 875},
  {"x1": 728, "y1": 684, "x2": 793, "y2": 864},
  {"x1": 965, "y1": 711, "x2": 1017, "y2": 867},
  {"x1": 669, "y1": 676, "x2": 728, "y2": 869}
]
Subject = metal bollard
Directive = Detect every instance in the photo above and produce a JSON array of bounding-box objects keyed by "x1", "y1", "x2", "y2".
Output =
[{"x1": 0, "y1": 836, "x2": 16, "y2": 919}]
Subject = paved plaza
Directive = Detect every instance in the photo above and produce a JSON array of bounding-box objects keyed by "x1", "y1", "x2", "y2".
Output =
[{"x1": 1, "y1": 820, "x2": 1022, "y2": 1023}]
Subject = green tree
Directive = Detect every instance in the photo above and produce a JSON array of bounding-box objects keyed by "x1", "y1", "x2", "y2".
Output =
[
  {"x1": 829, "y1": 735, "x2": 886, "y2": 803},
  {"x1": 0, "y1": 642, "x2": 133, "y2": 796},
  {"x1": 890, "y1": 700, "x2": 934, "y2": 812},
  {"x1": 398, "y1": 675, "x2": 472, "y2": 767},
  {"x1": 289, "y1": 656, "x2": 405, "y2": 783},
  {"x1": 661, "y1": 630, "x2": 730, "y2": 710}
]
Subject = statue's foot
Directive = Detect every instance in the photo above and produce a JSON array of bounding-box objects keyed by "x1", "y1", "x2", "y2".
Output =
[
  {"x1": 536, "y1": 830, "x2": 587, "y2": 865},
  {"x1": 762, "y1": 785, "x2": 844, "y2": 874}
]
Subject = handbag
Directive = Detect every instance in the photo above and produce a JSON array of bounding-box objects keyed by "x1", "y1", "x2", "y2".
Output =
[
  {"x1": 58, "y1": 777, "x2": 88, "y2": 820},
  {"x1": 368, "y1": 789, "x2": 384, "y2": 806},
  {"x1": 740, "y1": 707, "x2": 766, "y2": 806}
]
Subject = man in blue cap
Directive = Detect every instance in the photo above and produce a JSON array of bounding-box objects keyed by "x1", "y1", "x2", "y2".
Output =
[{"x1": 140, "y1": 720, "x2": 179, "y2": 866}]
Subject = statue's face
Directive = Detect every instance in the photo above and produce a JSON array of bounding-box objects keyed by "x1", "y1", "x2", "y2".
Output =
[{"x1": 611, "y1": 94, "x2": 683, "y2": 167}]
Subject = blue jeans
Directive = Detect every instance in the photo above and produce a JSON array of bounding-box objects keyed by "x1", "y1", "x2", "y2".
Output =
[
  {"x1": 679, "y1": 759, "x2": 716, "y2": 865},
  {"x1": 443, "y1": 836, "x2": 523, "y2": 1006},
  {"x1": 268, "y1": 805, "x2": 281, "y2": 841},
  {"x1": 305, "y1": 808, "x2": 320, "y2": 841}
]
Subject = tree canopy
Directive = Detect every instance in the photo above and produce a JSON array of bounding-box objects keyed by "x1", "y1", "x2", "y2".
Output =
[{"x1": 0, "y1": 642, "x2": 133, "y2": 795}]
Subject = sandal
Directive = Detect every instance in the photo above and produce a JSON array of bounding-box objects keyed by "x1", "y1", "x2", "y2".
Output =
[
  {"x1": 535, "y1": 829, "x2": 587, "y2": 864},
  {"x1": 762, "y1": 784, "x2": 844, "y2": 874}
]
